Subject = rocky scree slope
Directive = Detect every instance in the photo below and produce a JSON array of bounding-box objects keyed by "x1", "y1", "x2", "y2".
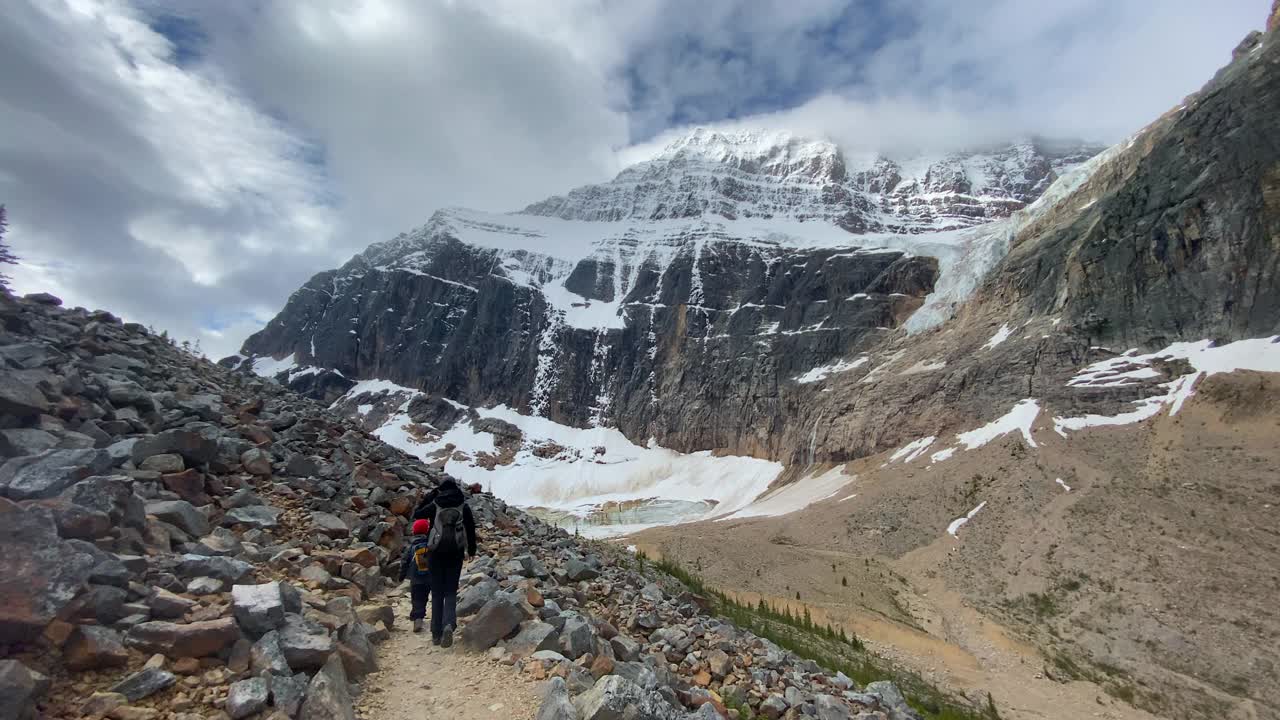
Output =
[{"x1": 0, "y1": 291, "x2": 938, "y2": 720}]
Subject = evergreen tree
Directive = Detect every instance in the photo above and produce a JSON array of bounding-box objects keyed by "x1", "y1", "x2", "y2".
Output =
[{"x1": 0, "y1": 206, "x2": 18, "y2": 292}]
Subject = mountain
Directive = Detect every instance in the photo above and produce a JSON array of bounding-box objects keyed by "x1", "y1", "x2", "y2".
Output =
[{"x1": 233, "y1": 15, "x2": 1280, "y2": 720}]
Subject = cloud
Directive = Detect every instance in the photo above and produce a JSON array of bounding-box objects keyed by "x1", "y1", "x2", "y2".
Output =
[{"x1": 0, "y1": 0, "x2": 1268, "y2": 359}]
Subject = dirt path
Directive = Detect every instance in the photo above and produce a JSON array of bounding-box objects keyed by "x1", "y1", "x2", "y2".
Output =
[{"x1": 355, "y1": 587, "x2": 546, "y2": 720}]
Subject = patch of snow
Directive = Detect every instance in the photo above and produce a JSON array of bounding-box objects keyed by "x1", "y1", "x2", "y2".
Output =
[
  {"x1": 251, "y1": 354, "x2": 299, "y2": 378},
  {"x1": 1055, "y1": 478, "x2": 1072, "y2": 492},
  {"x1": 956, "y1": 399, "x2": 1040, "y2": 449},
  {"x1": 356, "y1": 404, "x2": 373, "y2": 416},
  {"x1": 1054, "y1": 336, "x2": 1280, "y2": 434},
  {"x1": 930, "y1": 448, "x2": 956, "y2": 463},
  {"x1": 724, "y1": 466, "x2": 855, "y2": 520},
  {"x1": 794, "y1": 356, "x2": 869, "y2": 384},
  {"x1": 982, "y1": 324, "x2": 1013, "y2": 351},
  {"x1": 888, "y1": 436, "x2": 936, "y2": 464},
  {"x1": 901, "y1": 360, "x2": 946, "y2": 375},
  {"x1": 947, "y1": 501, "x2": 987, "y2": 538}
]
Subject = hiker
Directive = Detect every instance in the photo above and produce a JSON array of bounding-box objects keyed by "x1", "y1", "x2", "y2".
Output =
[
  {"x1": 410, "y1": 486, "x2": 438, "y2": 522},
  {"x1": 399, "y1": 518, "x2": 433, "y2": 633},
  {"x1": 417, "y1": 477, "x2": 477, "y2": 647}
]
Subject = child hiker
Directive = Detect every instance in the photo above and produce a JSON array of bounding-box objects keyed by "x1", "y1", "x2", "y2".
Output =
[{"x1": 399, "y1": 518, "x2": 432, "y2": 633}]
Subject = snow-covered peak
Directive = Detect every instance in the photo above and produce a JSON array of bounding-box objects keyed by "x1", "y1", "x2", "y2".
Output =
[{"x1": 653, "y1": 127, "x2": 841, "y2": 175}]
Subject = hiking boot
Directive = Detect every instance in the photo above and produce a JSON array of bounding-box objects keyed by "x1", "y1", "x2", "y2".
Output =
[
  {"x1": 431, "y1": 635, "x2": 442, "y2": 647},
  {"x1": 412, "y1": 619, "x2": 423, "y2": 633},
  {"x1": 441, "y1": 623, "x2": 454, "y2": 648}
]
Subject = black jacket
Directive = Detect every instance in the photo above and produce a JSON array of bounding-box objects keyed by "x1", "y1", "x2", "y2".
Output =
[{"x1": 415, "y1": 480, "x2": 477, "y2": 561}]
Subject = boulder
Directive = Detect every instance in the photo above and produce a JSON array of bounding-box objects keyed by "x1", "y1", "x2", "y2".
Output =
[
  {"x1": 0, "y1": 448, "x2": 112, "y2": 500},
  {"x1": 610, "y1": 635, "x2": 641, "y2": 663},
  {"x1": 223, "y1": 504, "x2": 282, "y2": 530},
  {"x1": 456, "y1": 578, "x2": 500, "y2": 617},
  {"x1": 356, "y1": 604, "x2": 395, "y2": 632},
  {"x1": 564, "y1": 558, "x2": 599, "y2": 582},
  {"x1": 507, "y1": 621, "x2": 559, "y2": 658},
  {"x1": 865, "y1": 681, "x2": 919, "y2": 720},
  {"x1": 706, "y1": 649, "x2": 732, "y2": 679},
  {"x1": 147, "y1": 501, "x2": 210, "y2": 538},
  {"x1": 574, "y1": 675, "x2": 676, "y2": 720},
  {"x1": 175, "y1": 553, "x2": 254, "y2": 585},
  {"x1": 61, "y1": 475, "x2": 145, "y2": 527},
  {"x1": 760, "y1": 696, "x2": 788, "y2": 720},
  {"x1": 815, "y1": 695, "x2": 855, "y2": 720},
  {"x1": 0, "y1": 428, "x2": 58, "y2": 458},
  {"x1": 271, "y1": 672, "x2": 309, "y2": 717},
  {"x1": 251, "y1": 630, "x2": 293, "y2": 675},
  {"x1": 64, "y1": 625, "x2": 130, "y2": 671},
  {"x1": 105, "y1": 380, "x2": 154, "y2": 410},
  {"x1": 147, "y1": 588, "x2": 195, "y2": 619},
  {"x1": 161, "y1": 469, "x2": 209, "y2": 505},
  {"x1": 186, "y1": 577, "x2": 223, "y2": 595},
  {"x1": 0, "y1": 499, "x2": 95, "y2": 642},
  {"x1": 109, "y1": 667, "x2": 176, "y2": 702},
  {"x1": 131, "y1": 427, "x2": 219, "y2": 466},
  {"x1": 536, "y1": 677, "x2": 577, "y2": 720},
  {"x1": 460, "y1": 595, "x2": 525, "y2": 651},
  {"x1": 0, "y1": 660, "x2": 49, "y2": 720},
  {"x1": 559, "y1": 616, "x2": 597, "y2": 660},
  {"x1": 278, "y1": 614, "x2": 334, "y2": 672},
  {"x1": 232, "y1": 581, "x2": 290, "y2": 636},
  {"x1": 125, "y1": 617, "x2": 241, "y2": 658},
  {"x1": 139, "y1": 453, "x2": 184, "y2": 474},
  {"x1": 226, "y1": 677, "x2": 270, "y2": 720},
  {"x1": 336, "y1": 621, "x2": 378, "y2": 679},
  {"x1": 240, "y1": 448, "x2": 273, "y2": 476},
  {"x1": 299, "y1": 654, "x2": 355, "y2": 720},
  {"x1": 311, "y1": 512, "x2": 349, "y2": 538},
  {"x1": 0, "y1": 372, "x2": 50, "y2": 421}
]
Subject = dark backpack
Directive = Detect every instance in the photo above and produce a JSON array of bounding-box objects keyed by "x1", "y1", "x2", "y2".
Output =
[
  {"x1": 406, "y1": 538, "x2": 431, "y2": 580},
  {"x1": 428, "y1": 504, "x2": 467, "y2": 554}
]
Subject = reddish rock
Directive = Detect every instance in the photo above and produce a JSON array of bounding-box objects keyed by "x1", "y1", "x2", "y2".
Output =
[
  {"x1": 388, "y1": 496, "x2": 413, "y2": 516},
  {"x1": 162, "y1": 469, "x2": 209, "y2": 505},
  {"x1": 342, "y1": 547, "x2": 377, "y2": 569},
  {"x1": 589, "y1": 654, "x2": 615, "y2": 679},
  {"x1": 64, "y1": 625, "x2": 129, "y2": 671},
  {"x1": 125, "y1": 618, "x2": 241, "y2": 658}
]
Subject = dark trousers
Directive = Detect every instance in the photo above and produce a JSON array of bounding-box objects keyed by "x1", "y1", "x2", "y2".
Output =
[
  {"x1": 409, "y1": 583, "x2": 431, "y2": 621},
  {"x1": 429, "y1": 558, "x2": 463, "y2": 639}
]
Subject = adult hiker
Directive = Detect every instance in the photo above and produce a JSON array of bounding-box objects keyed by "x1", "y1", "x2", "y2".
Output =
[
  {"x1": 398, "y1": 518, "x2": 433, "y2": 633},
  {"x1": 411, "y1": 486, "x2": 439, "y2": 522},
  {"x1": 417, "y1": 477, "x2": 477, "y2": 647}
]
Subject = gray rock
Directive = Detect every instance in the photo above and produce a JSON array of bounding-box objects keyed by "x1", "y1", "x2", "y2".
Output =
[
  {"x1": 105, "y1": 379, "x2": 154, "y2": 410},
  {"x1": 559, "y1": 616, "x2": 597, "y2": 660},
  {"x1": 507, "y1": 621, "x2": 560, "y2": 658},
  {"x1": 457, "y1": 578, "x2": 500, "y2": 617},
  {"x1": 131, "y1": 427, "x2": 220, "y2": 466},
  {"x1": 271, "y1": 672, "x2": 309, "y2": 717},
  {"x1": 240, "y1": 448, "x2": 273, "y2": 476},
  {"x1": 61, "y1": 475, "x2": 145, "y2": 528},
  {"x1": 299, "y1": 654, "x2": 354, "y2": 720},
  {"x1": 564, "y1": 558, "x2": 600, "y2": 582},
  {"x1": 189, "y1": 527, "x2": 245, "y2": 556},
  {"x1": 613, "y1": 661, "x2": 659, "y2": 690},
  {"x1": 0, "y1": 660, "x2": 49, "y2": 720},
  {"x1": 105, "y1": 438, "x2": 137, "y2": 465},
  {"x1": 0, "y1": 448, "x2": 112, "y2": 500},
  {"x1": 760, "y1": 696, "x2": 789, "y2": 720},
  {"x1": 285, "y1": 454, "x2": 320, "y2": 477},
  {"x1": 186, "y1": 577, "x2": 224, "y2": 595},
  {"x1": 278, "y1": 614, "x2": 334, "y2": 672},
  {"x1": 536, "y1": 677, "x2": 578, "y2": 720},
  {"x1": 251, "y1": 630, "x2": 293, "y2": 675},
  {"x1": 0, "y1": 499, "x2": 96, "y2": 642},
  {"x1": 573, "y1": 675, "x2": 677, "y2": 720},
  {"x1": 176, "y1": 553, "x2": 254, "y2": 584},
  {"x1": 147, "y1": 587, "x2": 195, "y2": 619},
  {"x1": 223, "y1": 504, "x2": 282, "y2": 529},
  {"x1": 706, "y1": 648, "x2": 732, "y2": 679},
  {"x1": 0, "y1": 429, "x2": 58, "y2": 458},
  {"x1": 692, "y1": 704, "x2": 723, "y2": 720},
  {"x1": 609, "y1": 635, "x2": 641, "y2": 662},
  {"x1": 147, "y1": 501, "x2": 211, "y2": 537},
  {"x1": 176, "y1": 394, "x2": 223, "y2": 421},
  {"x1": 865, "y1": 682, "x2": 919, "y2": 720},
  {"x1": 139, "y1": 453, "x2": 185, "y2": 474},
  {"x1": 815, "y1": 695, "x2": 855, "y2": 720},
  {"x1": 63, "y1": 625, "x2": 129, "y2": 671},
  {"x1": 460, "y1": 595, "x2": 525, "y2": 651},
  {"x1": 0, "y1": 372, "x2": 50, "y2": 420},
  {"x1": 336, "y1": 621, "x2": 378, "y2": 680},
  {"x1": 227, "y1": 677, "x2": 270, "y2": 720},
  {"x1": 232, "y1": 581, "x2": 290, "y2": 636},
  {"x1": 109, "y1": 667, "x2": 176, "y2": 702},
  {"x1": 311, "y1": 512, "x2": 349, "y2": 538},
  {"x1": 226, "y1": 488, "x2": 264, "y2": 508}
]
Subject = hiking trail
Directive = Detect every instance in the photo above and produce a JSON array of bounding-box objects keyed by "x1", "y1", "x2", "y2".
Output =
[{"x1": 355, "y1": 586, "x2": 545, "y2": 720}]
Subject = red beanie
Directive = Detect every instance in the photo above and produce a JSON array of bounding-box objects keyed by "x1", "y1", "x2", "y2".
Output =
[{"x1": 412, "y1": 519, "x2": 430, "y2": 535}]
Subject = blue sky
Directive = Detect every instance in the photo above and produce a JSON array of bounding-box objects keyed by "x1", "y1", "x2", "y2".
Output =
[{"x1": 0, "y1": 0, "x2": 1268, "y2": 358}]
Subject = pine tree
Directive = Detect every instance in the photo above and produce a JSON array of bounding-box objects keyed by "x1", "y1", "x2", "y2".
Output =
[{"x1": 0, "y1": 205, "x2": 18, "y2": 292}]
